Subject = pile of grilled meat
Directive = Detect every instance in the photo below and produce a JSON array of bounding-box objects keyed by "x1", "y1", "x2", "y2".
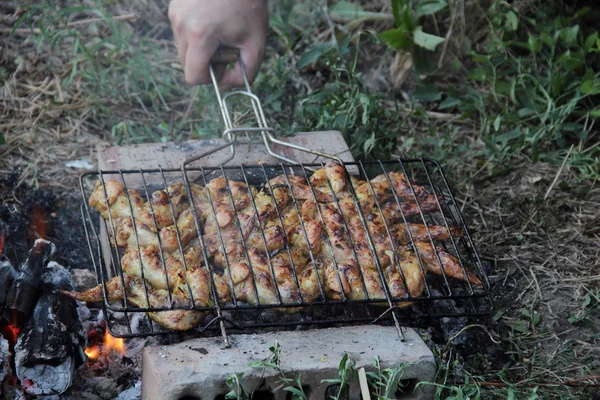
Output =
[{"x1": 63, "y1": 161, "x2": 482, "y2": 331}]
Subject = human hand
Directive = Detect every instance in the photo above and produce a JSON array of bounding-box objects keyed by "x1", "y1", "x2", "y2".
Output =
[{"x1": 168, "y1": 0, "x2": 268, "y2": 91}]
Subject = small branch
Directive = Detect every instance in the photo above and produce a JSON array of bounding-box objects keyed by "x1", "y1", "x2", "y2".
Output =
[
  {"x1": 0, "y1": 13, "x2": 138, "y2": 35},
  {"x1": 544, "y1": 144, "x2": 574, "y2": 201}
]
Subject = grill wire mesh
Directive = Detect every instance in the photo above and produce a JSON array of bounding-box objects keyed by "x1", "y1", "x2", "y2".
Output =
[{"x1": 79, "y1": 158, "x2": 494, "y2": 339}]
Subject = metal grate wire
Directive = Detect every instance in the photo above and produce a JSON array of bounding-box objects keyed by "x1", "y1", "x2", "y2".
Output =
[{"x1": 79, "y1": 158, "x2": 494, "y2": 340}]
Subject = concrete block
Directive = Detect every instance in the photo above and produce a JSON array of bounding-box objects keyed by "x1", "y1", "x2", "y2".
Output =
[{"x1": 141, "y1": 326, "x2": 436, "y2": 400}]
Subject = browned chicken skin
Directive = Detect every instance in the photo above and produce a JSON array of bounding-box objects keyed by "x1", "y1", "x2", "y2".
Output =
[{"x1": 73, "y1": 164, "x2": 483, "y2": 331}]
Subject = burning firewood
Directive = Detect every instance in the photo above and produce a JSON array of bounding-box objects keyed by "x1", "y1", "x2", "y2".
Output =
[
  {"x1": 0, "y1": 238, "x2": 55, "y2": 323},
  {"x1": 14, "y1": 261, "x2": 86, "y2": 396}
]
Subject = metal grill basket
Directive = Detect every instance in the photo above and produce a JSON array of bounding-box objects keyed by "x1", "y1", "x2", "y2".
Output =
[{"x1": 78, "y1": 48, "x2": 494, "y2": 342}]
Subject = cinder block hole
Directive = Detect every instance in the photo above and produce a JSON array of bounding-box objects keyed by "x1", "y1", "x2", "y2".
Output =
[
  {"x1": 394, "y1": 379, "x2": 419, "y2": 398},
  {"x1": 285, "y1": 385, "x2": 312, "y2": 400},
  {"x1": 252, "y1": 391, "x2": 275, "y2": 400},
  {"x1": 178, "y1": 396, "x2": 201, "y2": 400},
  {"x1": 215, "y1": 391, "x2": 274, "y2": 400},
  {"x1": 325, "y1": 385, "x2": 349, "y2": 400}
]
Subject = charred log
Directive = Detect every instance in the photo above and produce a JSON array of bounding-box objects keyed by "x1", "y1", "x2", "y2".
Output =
[
  {"x1": 0, "y1": 239, "x2": 55, "y2": 324},
  {"x1": 14, "y1": 261, "x2": 86, "y2": 396}
]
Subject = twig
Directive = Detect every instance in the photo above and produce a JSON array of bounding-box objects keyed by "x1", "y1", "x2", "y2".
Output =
[
  {"x1": 442, "y1": 324, "x2": 500, "y2": 355},
  {"x1": 544, "y1": 144, "x2": 574, "y2": 201},
  {"x1": 0, "y1": 13, "x2": 138, "y2": 34},
  {"x1": 518, "y1": 145, "x2": 574, "y2": 234},
  {"x1": 182, "y1": 86, "x2": 200, "y2": 123}
]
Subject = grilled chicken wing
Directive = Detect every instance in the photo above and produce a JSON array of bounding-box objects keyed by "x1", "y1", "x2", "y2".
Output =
[
  {"x1": 90, "y1": 180, "x2": 190, "y2": 232},
  {"x1": 141, "y1": 183, "x2": 190, "y2": 230},
  {"x1": 121, "y1": 238, "x2": 206, "y2": 290},
  {"x1": 61, "y1": 275, "x2": 208, "y2": 331},
  {"x1": 106, "y1": 217, "x2": 159, "y2": 248},
  {"x1": 89, "y1": 180, "x2": 147, "y2": 222},
  {"x1": 410, "y1": 242, "x2": 482, "y2": 285}
]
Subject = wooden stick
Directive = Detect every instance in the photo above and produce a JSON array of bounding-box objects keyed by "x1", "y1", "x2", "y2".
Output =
[
  {"x1": 0, "y1": 13, "x2": 138, "y2": 34},
  {"x1": 358, "y1": 368, "x2": 371, "y2": 400}
]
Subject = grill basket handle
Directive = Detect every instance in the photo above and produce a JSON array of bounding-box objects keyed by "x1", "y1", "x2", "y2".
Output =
[{"x1": 210, "y1": 46, "x2": 240, "y2": 65}]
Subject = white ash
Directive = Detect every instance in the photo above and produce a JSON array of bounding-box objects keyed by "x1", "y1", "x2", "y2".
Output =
[
  {"x1": 115, "y1": 380, "x2": 141, "y2": 400},
  {"x1": 43, "y1": 261, "x2": 74, "y2": 289},
  {"x1": 0, "y1": 334, "x2": 9, "y2": 385},
  {"x1": 65, "y1": 159, "x2": 94, "y2": 170},
  {"x1": 70, "y1": 269, "x2": 97, "y2": 291},
  {"x1": 76, "y1": 301, "x2": 91, "y2": 326}
]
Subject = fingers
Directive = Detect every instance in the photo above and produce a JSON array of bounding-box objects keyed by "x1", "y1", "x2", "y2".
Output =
[
  {"x1": 220, "y1": 40, "x2": 265, "y2": 91},
  {"x1": 184, "y1": 35, "x2": 221, "y2": 85}
]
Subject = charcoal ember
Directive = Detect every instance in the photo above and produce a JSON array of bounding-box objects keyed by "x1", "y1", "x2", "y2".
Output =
[
  {"x1": 0, "y1": 239, "x2": 56, "y2": 322},
  {"x1": 14, "y1": 262, "x2": 85, "y2": 397},
  {"x1": 94, "y1": 377, "x2": 118, "y2": 399}
]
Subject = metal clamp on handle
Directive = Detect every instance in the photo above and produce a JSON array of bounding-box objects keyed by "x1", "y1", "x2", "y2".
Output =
[{"x1": 182, "y1": 46, "x2": 342, "y2": 170}]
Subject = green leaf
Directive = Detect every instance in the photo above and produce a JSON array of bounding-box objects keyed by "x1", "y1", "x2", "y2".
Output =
[
  {"x1": 505, "y1": 11, "x2": 518, "y2": 32},
  {"x1": 283, "y1": 387, "x2": 306, "y2": 399},
  {"x1": 541, "y1": 32, "x2": 554, "y2": 47},
  {"x1": 590, "y1": 108, "x2": 600, "y2": 118},
  {"x1": 580, "y1": 77, "x2": 600, "y2": 95},
  {"x1": 415, "y1": 0, "x2": 448, "y2": 19},
  {"x1": 528, "y1": 34, "x2": 542, "y2": 52},
  {"x1": 492, "y1": 310, "x2": 505, "y2": 322},
  {"x1": 527, "y1": 386, "x2": 539, "y2": 400},
  {"x1": 584, "y1": 32, "x2": 599, "y2": 53},
  {"x1": 412, "y1": 26, "x2": 445, "y2": 51},
  {"x1": 518, "y1": 108, "x2": 533, "y2": 117},
  {"x1": 391, "y1": 0, "x2": 402, "y2": 26},
  {"x1": 401, "y1": 2, "x2": 415, "y2": 31},
  {"x1": 364, "y1": 132, "x2": 376, "y2": 155},
  {"x1": 378, "y1": 26, "x2": 409, "y2": 50},
  {"x1": 329, "y1": 1, "x2": 373, "y2": 20},
  {"x1": 493, "y1": 115, "x2": 501, "y2": 131},
  {"x1": 438, "y1": 96, "x2": 461, "y2": 109},
  {"x1": 321, "y1": 379, "x2": 342, "y2": 384},
  {"x1": 495, "y1": 127, "x2": 522, "y2": 146},
  {"x1": 582, "y1": 293, "x2": 592, "y2": 309},
  {"x1": 507, "y1": 387, "x2": 515, "y2": 400},
  {"x1": 505, "y1": 319, "x2": 529, "y2": 333},
  {"x1": 413, "y1": 84, "x2": 441, "y2": 102},
  {"x1": 532, "y1": 312, "x2": 540, "y2": 327},
  {"x1": 296, "y1": 44, "x2": 329, "y2": 69},
  {"x1": 559, "y1": 25, "x2": 579, "y2": 47}
]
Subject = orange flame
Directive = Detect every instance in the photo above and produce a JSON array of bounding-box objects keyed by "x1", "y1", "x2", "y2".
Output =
[
  {"x1": 85, "y1": 331, "x2": 126, "y2": 361},
  {"x1": 84, "y1": 346, "x2": 100, "y2": 360},
  {"x1": 1, "y1": 324, "x2": 19, "y2": 346},
  {"x1": 29, "y1": 203, "x2": 48, "y2": 241}
]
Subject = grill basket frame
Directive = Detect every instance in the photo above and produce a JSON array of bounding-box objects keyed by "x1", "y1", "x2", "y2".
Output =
[{"x1": 79, "y1": 157, "x2": 494, "y2": 340}]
